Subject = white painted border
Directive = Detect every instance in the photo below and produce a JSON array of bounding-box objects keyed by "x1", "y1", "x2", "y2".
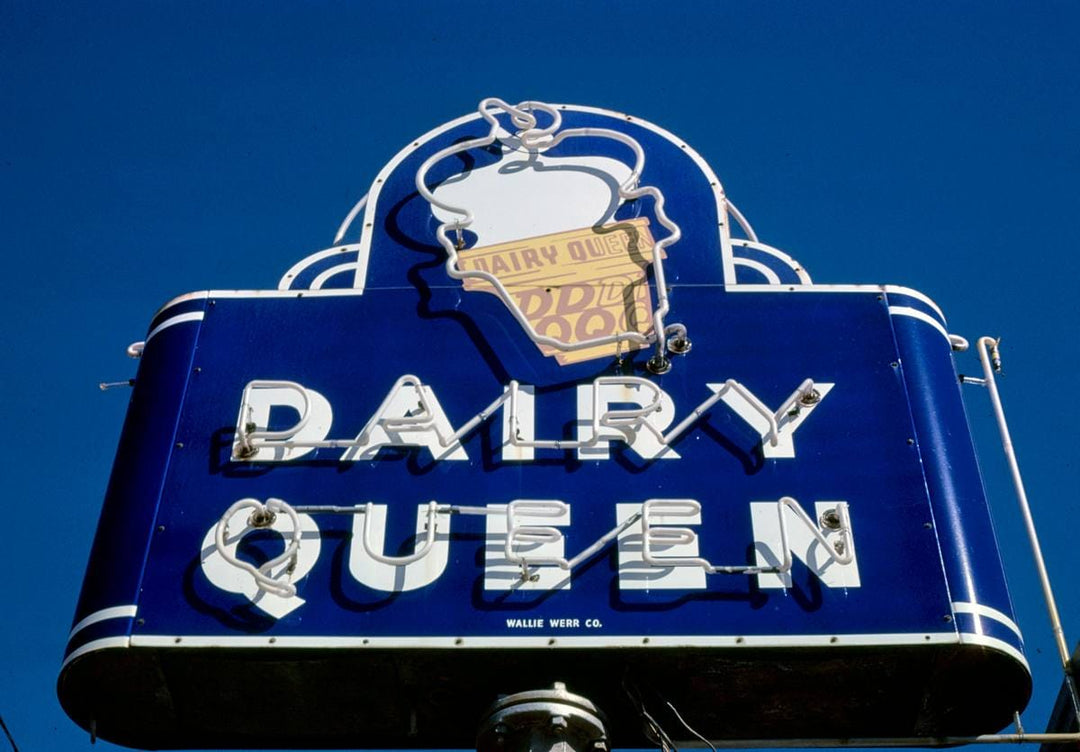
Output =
[
  {"x1": 725, "y1": 280, "x2": 946, "y2": 313},
  {"x1": 151, "y1": 290, "x2": 209, "y2": 320},
  {"x1": 131, "y1": 632, "x2": 959, "y2": 650},
  {"x1": 146, "y1": 311, "x2": 205, "y2": 342},
  {"x1": 882, "y1": 285, "x2": 946, "y2": 321},
  {"x1": 732, "y1": 240, "x2": 812, "y2": 284},
  {"x1": 957, "y1": 632, "x2": 1030, "y2": 670},
  {"x1": 61, "y1": 636, "x2": 130, "y2": 670},
  {"x1": 152, "y1": 282, "x2": 945, "y2": 316},
  {"x1": 733, "y1": 258, "x2": 781, "y2": 285},
  {"x1": 277, "y1": 244, "x2": 363, "y2": 291},
  {"x1": 888, "y1": 306, "x2": 950, "y2": 343},
  {"x1": 63, "y1": 629, "x2": 1032, "y2": 677},
  {"x1": 67, "y1": 605, "x2": 138, "y2": 640},
  {"x1": 952, "y1": 601, "x2": 1024, "y2": 639},
  {"x1": 152, "y1": 287, "x2": 364, "y2": 322}
]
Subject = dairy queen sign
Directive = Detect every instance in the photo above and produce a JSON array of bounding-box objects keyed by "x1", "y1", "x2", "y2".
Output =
[{"x1": 59, "y1": 99, "x2": 1033, "y2": 749}]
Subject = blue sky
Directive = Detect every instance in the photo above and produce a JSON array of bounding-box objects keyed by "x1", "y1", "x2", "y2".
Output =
[{"x1": 3, "y1": 1, "x2": 1080, "y2": 750}]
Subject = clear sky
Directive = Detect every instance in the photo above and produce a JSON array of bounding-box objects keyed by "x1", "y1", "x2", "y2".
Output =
[{"x1": 3, "y1": 1, "x2": 1079, "y2": 751}]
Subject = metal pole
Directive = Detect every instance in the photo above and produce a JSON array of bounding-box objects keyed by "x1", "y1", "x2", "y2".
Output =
[
  {"x1": 476, "y1": 683, "x2": 608, "y2": 752},
  {"x1": 976, "y1": 336, "x2": 1080, "y2": 721}
]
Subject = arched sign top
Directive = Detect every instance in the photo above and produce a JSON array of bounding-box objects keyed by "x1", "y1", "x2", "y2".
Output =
[{"x1": 279, "y1": 100, "x2": 811, "y2": 372}]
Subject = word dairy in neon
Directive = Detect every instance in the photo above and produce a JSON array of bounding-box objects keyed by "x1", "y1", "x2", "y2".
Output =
[{"x1": 232, "y1": 375, "x2": 834, "y2": 463}]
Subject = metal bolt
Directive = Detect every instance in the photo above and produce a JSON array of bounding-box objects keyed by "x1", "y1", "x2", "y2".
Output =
[
  {"x1": 248, "y1": 509, "x2": 276, "y2": 528},
  {"x1": 890, "y1": 361, "x2": 899, "y2": 368},
  {"x1": 907, "y1": 438, "x2": 915, "y2": 445},
  {"x1": 157, "y1": 525, "x2": 165, "y2": 533},
  {"x1": 175, "y1": 442, "x2": 184, "y2": 449},
  {"x1": 819, "y1": 508, "x2": 842, "y2": 530},
  {"x1": 799, "y1": 388, "x2": 821, "y2": 406},
  {"x1": 646, "y1": 355, "x2": 671, "y2": 375},
  {"x1": 667, "y1": 337, "x2": 692, "y2": 355}
]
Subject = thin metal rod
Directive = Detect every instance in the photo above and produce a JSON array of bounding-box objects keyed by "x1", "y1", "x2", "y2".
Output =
[{"x1": 976, "y1": 335, "x2": 1080, "y2": 719}]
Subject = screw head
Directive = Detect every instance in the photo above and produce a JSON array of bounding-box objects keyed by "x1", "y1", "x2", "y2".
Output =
[
  {"x1": 799, "y1": 388, "x2": 821, "y2": 406},
  {"x1": 248, "y1": 509, "x2": 276, "y2": 528},
  {"x1": 667, "y1": 337, "x2": 692, "y2": 355},
  {"x1": 646, "y1": 355, "x2": 671, "y2": 375},
  {"x1": 819, "y1": 508, "x2": 842, "y2": 530}
]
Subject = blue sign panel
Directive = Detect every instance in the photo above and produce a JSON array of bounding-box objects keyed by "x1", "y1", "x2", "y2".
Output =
[{"x1": 59, "y1": 101, "x2": 1030, "y2": 748}]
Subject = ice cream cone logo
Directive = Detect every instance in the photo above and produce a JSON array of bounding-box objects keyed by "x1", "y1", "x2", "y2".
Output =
[
  {"x1": 458, "y1": 219, "x2": 662, "y2": 364},
  {"x1": 416, "y1": 98, "x2": 684, "y2": 370}
]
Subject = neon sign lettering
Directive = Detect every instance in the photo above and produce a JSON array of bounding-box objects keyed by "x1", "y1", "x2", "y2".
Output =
[
  {"x1": 232, "y1": 375, "x2": 833, "y2": 463},
  {"x1": 200, "y1": 496, "x2": 859, "y2": 619}
]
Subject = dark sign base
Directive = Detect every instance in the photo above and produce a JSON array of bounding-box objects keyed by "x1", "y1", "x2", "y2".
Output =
[{"x1": 59, "y1": 643, "x2": 1030, "y2": 749}]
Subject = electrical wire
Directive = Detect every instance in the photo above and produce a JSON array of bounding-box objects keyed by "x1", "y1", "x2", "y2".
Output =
[
  {"x1": 623, "y1": 675, "x2": 679, "y2": 752},
  {"x1": 665, "y1": 700, "x2": 717, "y2": 752},
  {"x1": 0, "y1": 715, "x2": 20, "y2": 752}
]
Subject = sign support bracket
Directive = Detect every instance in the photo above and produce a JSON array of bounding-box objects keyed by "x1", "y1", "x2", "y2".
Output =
[{"x1": 476, "y1": 684, "x2": 608, "y2": 752}]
